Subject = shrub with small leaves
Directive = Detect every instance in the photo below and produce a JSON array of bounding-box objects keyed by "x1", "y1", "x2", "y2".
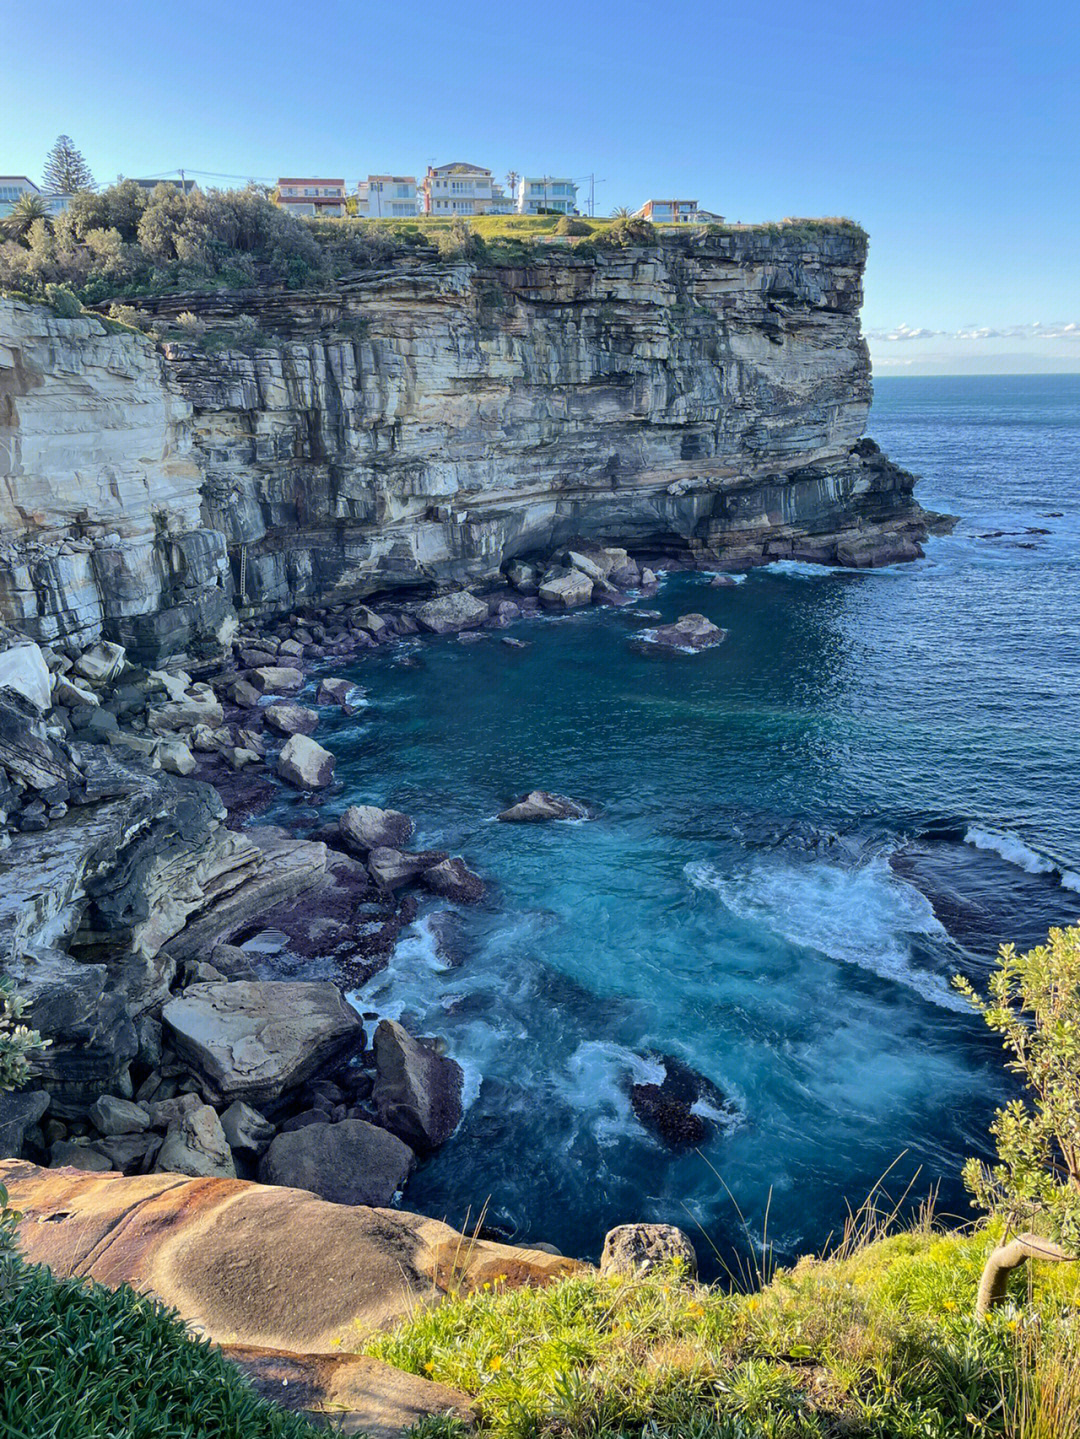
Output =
[
  {"x1": 0, "y1": 980, "x2": 48, "y2": 1095},
  {"x1": 174, "y1": 309, "x2": 206, "y2": 333},
  {"x1": 43, "y1": 283, "x2": 82, "y2": 318},
  {"x1": 955, "y1": 923, "x2": 1080, "y2": 1250}
]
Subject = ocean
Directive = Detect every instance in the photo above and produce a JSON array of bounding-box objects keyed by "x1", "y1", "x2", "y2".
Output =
[{"x1": 280, "y1": 374, "x2": 1080, "y2": 1276}]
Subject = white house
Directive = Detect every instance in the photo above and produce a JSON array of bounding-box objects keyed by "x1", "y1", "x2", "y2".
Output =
[
  {"x1": 357, "y1": 176, "x2": 419, "y2": 218},
  {"x1": 515, "y1": 177, "x2": 578, "y2": 215},
  {"x1": 422, "y1": 163, "x2": 503, "y2": 216},
  {"x1": 0, "y1": 177, "x2": 71, "y2": 218},
  {"x1": 633, "y1": 199, "x2": 722, "y2": 224},
  {"x1": 276, "y1": 179, "x2": 347, "y2": 217}
]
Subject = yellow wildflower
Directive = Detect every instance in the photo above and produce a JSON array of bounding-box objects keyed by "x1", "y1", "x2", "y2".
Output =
[
  {"x1": 488, "y1": 1355, "x2": 503, "y2": 1372},
  {"x1": 424, "y1": 1361, "x2": 436, "y2": 1372}
]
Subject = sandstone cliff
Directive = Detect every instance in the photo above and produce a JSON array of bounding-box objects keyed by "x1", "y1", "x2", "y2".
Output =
[{"x1": 0, "y1": 226, "x2": 933, "y2": 663}]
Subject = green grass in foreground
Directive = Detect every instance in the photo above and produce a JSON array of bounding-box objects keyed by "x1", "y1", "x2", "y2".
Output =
[
  {"x1": 367, "y1": 1225, "x2": 1080, "y2": 1439},
  {"x1": 0, "y1": 1253, "x2": 321, "y2": 1439}
]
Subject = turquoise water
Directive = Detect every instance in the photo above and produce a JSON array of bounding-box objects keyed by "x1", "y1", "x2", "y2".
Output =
[{"x1": 282, "y1": 375, "x2": 1080, "y2": 1274}]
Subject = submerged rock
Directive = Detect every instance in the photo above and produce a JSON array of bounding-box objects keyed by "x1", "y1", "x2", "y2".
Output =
[
  {"x1": 497, "y1": 790, "x2": 589, "y2": 823},
  {"x1": 629, "y1": 1084, "x2": 707, "y2": 1149}
]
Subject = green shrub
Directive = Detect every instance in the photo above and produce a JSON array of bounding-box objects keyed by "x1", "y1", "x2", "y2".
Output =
[
  {"x1": 956, "y1": 923, "x2": 1080, "y2": 1250},
  {"x1": 0, "y1": 980, "x2": 48, "y2": 1092},
  {"x1": 553, "y1": 216, "x2": 591, "y2": 236},
  {"x1": 0, "y1": 1258, "x2": 320, "y2": 1437}
]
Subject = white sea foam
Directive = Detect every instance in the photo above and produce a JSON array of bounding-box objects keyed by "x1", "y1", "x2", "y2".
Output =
[
  {"x1": 553, "y1": 1041, "x2": 664, "y2": 1147},
  {"x1": 686, "y1": 854, "x2": 967, "y2": 1011},
  {"x1": 964, "y1": 826, "x2": 1058, "y2": 876},
  {"x1": 635, "y1": 628, "x2": 704, "y2": 655},
  {"x1": 1061, "y1": 872, "x2": 1080, "y2": 895},
  {"x1": 762, "y1": 559, "x2": 844, "y2": 578}
]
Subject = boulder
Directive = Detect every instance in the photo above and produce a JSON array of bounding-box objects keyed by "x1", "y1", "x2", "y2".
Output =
[
  {"x1": 415, "y1": 592, "x2": 489, "y2": 635},
  {"x1": 420, "y1": 857, "x2": 486, "y2": 904},
  {"x1": 147, "y1": 684, "x2": 224, "y2": 733},
  {"x1": 222, "y1": 1346, "x2": 474, "y2": 1439},
  {"x1": 154, "y1": 1103, "x2": 236, "y2": 1178},
  {"x1": 649, "y1": 613, "x2": 726, "y2": 651},
  {"x1": 88, "y1": 1096, "x2": 150, "y2": 1136},
  {"x1": 629, "y1": 1084, "x2": 707, "y2": 1149},
  {"x1": 277, "y1": 734, "x2": 335, "y2": 789},
  {"x1": 506, "y1": 560, "x2": 540, "y2": 595},
  {"x1": 351, "y1": 606, "x2": 389, "y2": 638},
  {"x1": 156, "y1": 737, "x2": 197, "y2": 776},
  {"x1": 339, "y1": 804, "x2": 413, "y2": 855},
  {"x1": 367, "y1": 847, "x2": 446, "y2": 892},
  {"x1": 640, "y1": 567, "x2": 658, "y2": 587},
  {"x1": 52, "y1": 672, "x2": 99, "y2": 709},
  {"x1": 49, "y1": 1140, "x2": 113, "y2": 1171},
  {"x1": 317, "y1": 678, "x2": 365, "y2": 712},
  {"x1": 259, "y1": 1118, "x2": 415, "y2": 1207},
  {"x1": 161, "y1": 981, "x2": 362, "y2": 1108},
  {"x1": 0, "y1": 1089, "x2": 50, "y2": 1158},
  {"x1": 1, "y1": 1160, "x2": 583, "y2": 1352},
  {"x1": 600, "y1": 1223, "x2": 697, "y2": 1279},
  {"x1": 497, "y1": 790, "x2": 589, "y2": 823},
  {"x1": 94, "y1": 1132, "x2": 162, "y2": 1174},
  {"x1": 219, "y1": 1101, "x2": 277, "y2": 1156},
  {"x1": 373, "y1": 1019, "x2": 463, "y2": 1152},
  {"x1": 0, "y1": 632, "x2": 53, "y2": 712},
  {"x1": 229, "y1": 678, "x2": 262, "y2": 708},
  {"x1": 264, "y1": 703, "x2": 319, "y2": 737},
  {"x1": 250, "y1": 666, "x2": 305, "y2": 695},
  {"x1": 146, "y1": 1092, "x2": 203, "y2": 1131},
  {"x1": 566, "y1": 551, "x2": 614, "y2": 591},
  {"x1": 539, "y1": 570, "x2": 594, "y2": 609},
  {"x1": 74, "y1": 641, "x2": 126, "y2": 686}
]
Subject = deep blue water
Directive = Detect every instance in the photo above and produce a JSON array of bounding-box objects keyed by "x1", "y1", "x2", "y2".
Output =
[{"x1": 273, "y1": 374, "x2": 1080, "y2": 1277}]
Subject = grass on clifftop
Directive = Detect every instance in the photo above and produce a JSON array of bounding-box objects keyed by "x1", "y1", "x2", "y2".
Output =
[
  {"x1": 367, "y1": 1221, "x2": 1080, "y2": 1439},
  {"x1": 0, "y1": 1252, "x2": 321, "y2": 1439}
]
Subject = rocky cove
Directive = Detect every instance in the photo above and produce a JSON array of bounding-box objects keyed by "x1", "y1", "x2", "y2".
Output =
[{"x1": 0, "y1": 224, "x2": 963, "y2": 1426}]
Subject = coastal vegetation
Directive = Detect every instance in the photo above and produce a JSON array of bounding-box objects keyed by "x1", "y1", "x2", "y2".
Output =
[
  {"x1": 2, "y1": 929, "x2": 1080, "y2": 1434},
  {"x1": 0, "y1": 180, "x2": 864, "y2": 312}
]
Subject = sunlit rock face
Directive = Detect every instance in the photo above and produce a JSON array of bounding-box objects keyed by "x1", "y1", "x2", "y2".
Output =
[{"x1": 0, "y1": 228, "x2": 932, "y2": 661}]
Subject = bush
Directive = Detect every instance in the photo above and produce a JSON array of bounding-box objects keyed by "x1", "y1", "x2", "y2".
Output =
[
  {"x1": 553, "y1": 216, "x2": 591, "y2": 236},
  {"x1": 436, "y1": 217, "x2": 486, "y2": 261},
  {"x1": 0, "y1": 981, "x2": 48, "y2": 1092},
  {"x1": 956, "y1": 924, "x2": 1080, "y2": 1250},
  {"x1": 0, "y1": 1258, "x2": 320, "y2": 1437}
]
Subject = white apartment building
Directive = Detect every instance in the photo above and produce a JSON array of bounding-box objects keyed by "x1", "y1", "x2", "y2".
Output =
[
  {"x1": 515, "y1": 177, "x2": 578, "y2": 215},
  {"x1": 0, "y1": 177, "x2": 71, "y2": 218},
  {"x1": 357, "y1": 175, "x2": 419, "y2": 218},
  {"x1": 422, "y1": 163, "x2": 504, "y2": 215},
  {"x1": 276, "y1": 179, "x2": 347, "y2": 217},
  {"x1": 633, "y1": 199, "x2": 721, "y2": 224}
]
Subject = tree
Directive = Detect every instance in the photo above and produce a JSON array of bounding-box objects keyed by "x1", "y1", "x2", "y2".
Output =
[
  {"x1": 42, "y1": 135, "x2": 95, "y2": 194},
  {"x1": 1, "y1": 192, "x2": 50, "y2": 241},
  {"x1": 955, "y1": 924, "x2": 1080, "y2": 1314},
  {"x1": 611, "y1": 206, "x2": 633, "y2": 219}
]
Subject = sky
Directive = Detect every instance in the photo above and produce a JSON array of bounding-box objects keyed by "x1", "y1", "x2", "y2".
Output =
[{"x1": 3, "y1": 0, "x2": 1078, "y2": 375}]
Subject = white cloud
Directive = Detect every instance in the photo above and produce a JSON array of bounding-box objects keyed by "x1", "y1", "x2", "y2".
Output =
[{"x1": 868, "y1": 321, "x2": 1080, "y2": 343}]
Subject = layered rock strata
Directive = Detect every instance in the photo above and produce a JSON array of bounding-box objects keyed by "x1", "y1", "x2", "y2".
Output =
[{"x1": 1, "y1": 227, "x2": 939, "y2": 663}]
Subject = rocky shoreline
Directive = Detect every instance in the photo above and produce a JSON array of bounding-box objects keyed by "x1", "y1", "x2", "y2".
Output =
[{"x1": 0, "y1": 542, "x2": 761, "y2": 1208}]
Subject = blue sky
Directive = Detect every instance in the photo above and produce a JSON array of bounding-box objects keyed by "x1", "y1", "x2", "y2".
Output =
[{"x1": 4, "y1": 0, "x2": 1078, "y2": 373}]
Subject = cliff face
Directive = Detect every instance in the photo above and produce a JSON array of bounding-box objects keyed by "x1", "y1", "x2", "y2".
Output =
[{"x1": 0, "y1": 227, "x2": 933, "y2": 662}]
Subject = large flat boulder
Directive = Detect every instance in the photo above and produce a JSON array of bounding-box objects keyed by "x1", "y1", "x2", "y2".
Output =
[
  {"x1": 415, "y1": 592, "x2": 489, "y2": 635},
  {"x1": 259, "y1": 1118, "x2": 415, "y2": 1207},
  {"x1": 340, "y1": 804, "x2": 413, "y2": 855},
  {"x1": 161, "y1": 981, "x2": 362, "y2": 1107},
  {"x1": 224, "y1": 1345, "x2": 473, "y2": 1438},
  {"x1": 373, "y1": 1019, "x2": 463, "y2": 1152},
  {"x1": 1, "y1": 1160, "x2": 585, "y2": 1351},
  {"x1": 539, "y1": 570, "x2": 594, "y2": 609},
  {"x1": 649, "y1": 613, "x2": 726, "y2": 651}
]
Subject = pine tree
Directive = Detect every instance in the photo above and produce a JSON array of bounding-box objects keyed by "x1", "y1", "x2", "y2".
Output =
[{"x1": 41, "y1": 135, "x2": 95, "y2": 194}]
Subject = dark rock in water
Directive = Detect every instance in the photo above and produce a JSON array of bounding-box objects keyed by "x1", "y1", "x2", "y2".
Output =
[
  {"x1": 629, "y1": 1052, "x2": 729, "y2": 1150},
  {"x1": 259, "y1": 1117, "x2": 415, "y2": 1206},
  {"x1": 710, "y1": 574, "x2": 738, "y2": 587},
  {"x1": 630, "y1": 1083, "x2": 707, "y2": 1149},
  {"x1": 426, "y1": 909, "x2": 469, "y2": 968},
  {"x1": 501, "y1": 637, "x2": 529, "y2": 649},
  {"x1": 649, "y1": 613, "x2": 726, "y2": 651},
  {"x1": 497, "y1": 790, "x2": 589, "y2": 823},
  {"x1": 372, "y1": 1018, "x2": 463, "y2": 1151},
  {"x1": 420, "y1": 857, "x2": 486, "y2": 904}
]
